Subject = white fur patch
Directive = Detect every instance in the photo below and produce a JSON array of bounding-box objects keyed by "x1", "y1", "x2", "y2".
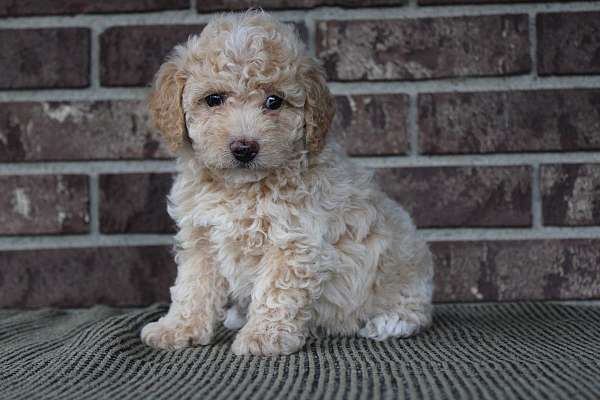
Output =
[
  {"x1": 358, "y1": 315, "x2": 419, "y2": 341},
  {"x1": 224, "y1": 306, "x2": 247, "y2": 330}
]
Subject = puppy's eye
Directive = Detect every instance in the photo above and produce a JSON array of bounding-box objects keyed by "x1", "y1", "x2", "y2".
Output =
[
  {"x1": 264, "y1": 95, "x2": 283, "y2": 110},
  {"x1": 205, "y1": 94, "x2": 225, "y2": 107}
]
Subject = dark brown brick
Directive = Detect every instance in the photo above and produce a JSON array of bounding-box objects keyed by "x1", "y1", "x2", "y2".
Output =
[
  {"x1": 100, "y1": 173, "x2": 175, "y2": 234},
  {"x1": 541, "y1": 164, "x2": 600, "y2": 226},
  {"x1": 420, "y1": 0, "x2": 593, "y2": 4},
  {"x1": 100, "y1": 23, "x2": 307, "y2": 87},
  {"x1": 0, "y1": 0, "x2": 189, "y2": 16},
  {"x1": 290, "y1": 22, "x2": 309, "y2": 46},
  {"x1": 0, "y1": 175, "x2": 88, "y2": 235},
  {"x1": 0, "y1": 101, "x2": 170, "y2": 161},
  {"x1": 432, "y1": 240, "x2": 600, "y2": 302},
  {"x1": 3, "y1": 240, "x2": 598, "y2": 307},
  {"x1": 537, "y1": 12, "x2": 600, "y2": 76},
  {"x1": 0, "y1": 246, "x2": 174, "y2": 307},
  {"x1": 0, "y1": 28, "x2": 89, "y2": 89},
  {"x1": 100, "y1": 25, "x2": 204, "y2": 87},
  {"x1": 317, "y1": 15, "x2": 530, "y2": 81},
  {"x1": 332, "y1": 94, "x2": 408, "y2": 156},
  {"x1": 198, "y1": 0, "x2": 406, "y2": 12},
  {"x1": 376, "y1": 166, "x2": 532, "y2": 228},
  {"x1": 419, "y1": 90, "x2": 600, "y2": 155}
]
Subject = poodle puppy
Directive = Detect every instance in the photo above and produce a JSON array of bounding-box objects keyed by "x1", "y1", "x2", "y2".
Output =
[{"x1": 140, "y1": 11, "x2": 434, "y2": 356}]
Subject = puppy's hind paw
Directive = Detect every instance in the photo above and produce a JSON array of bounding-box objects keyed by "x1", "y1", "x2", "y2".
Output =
[{"x1": 358, "y1": 315, "x2": 420, "y2": 341}]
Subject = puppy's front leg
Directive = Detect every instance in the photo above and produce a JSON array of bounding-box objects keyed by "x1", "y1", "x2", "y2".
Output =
[
  {"x1": 231, "y1": 248, "x2": 321, "y2": 356},
  {"x1": 141, "y1": 232, "x2": 227, "y2": 350}
]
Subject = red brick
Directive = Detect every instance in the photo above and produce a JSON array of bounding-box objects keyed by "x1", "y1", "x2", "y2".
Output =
[
  {"x1": 419, "y1": 90, "x2": 600, "y2": 155},
  {"x1": 0, "y1": 101, "x2": 170, "y2": 161},
  {"x1": 376, "y1": 166, "x2": 532, "y2": 228},
  {"x1": 0, "y1": 175, "x2": 88, "y2": 235},
  {"x1": 0, "y1": 28, "x2": 89, "y2": 89},
  {"x1": 432, "y1": 240, "x2": 600, "y2": 302},
  {"x1": 541, "y1": 164, "x2": 600, "y2": 226},
  {"x1": 0, "y1": 246, "x2": 174, "y2": 307},
  {"x1": 100, "y1": 174, "x2": 175, "y2": 234},
  {"x1": 332, "y1": 94, "x2": 408, "y2": 156},
  {"x1": 198, "y1": 0, "x2": 406, "y2": 12},
  {"x1": 317, "y1": 15, "x2": 530, "y2": 81},
  {"x1": 100, "y1": 23, "x2": 307, "y2": 87},
  {"x1": 0, "y1": 0, "x2": 189, "y2": 16},
  {"x1": 537, "y1": 12, "x2": 600, "y2": 76}
]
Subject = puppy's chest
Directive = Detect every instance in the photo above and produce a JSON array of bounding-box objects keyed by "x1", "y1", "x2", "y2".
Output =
[
  {"x1": 198, "y1": 194, "x2": 272, "y2": 256},
  {"x1": 192, "y1": 186, "x2": 304, "y2": 274},
  {"x1": 200, "y1": 196, "x2": 274, "y2": 297},
  {"x1": 215, "y1": 212, "x2": 270, "y2": 256}
]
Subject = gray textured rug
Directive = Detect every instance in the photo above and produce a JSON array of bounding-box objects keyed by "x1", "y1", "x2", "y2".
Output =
[{"x1": 1, "y1": 303, "x2": 599, "y2": 400}]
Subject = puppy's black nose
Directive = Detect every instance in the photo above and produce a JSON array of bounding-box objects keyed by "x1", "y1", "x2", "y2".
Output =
[{"x1": 230, "y1": 139, "x2": 259, "y2": 163}]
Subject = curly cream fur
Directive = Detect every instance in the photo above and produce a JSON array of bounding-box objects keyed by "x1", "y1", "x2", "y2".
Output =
[{"x1": 141, "y1": 11, "x2": 434, "y2": 356}]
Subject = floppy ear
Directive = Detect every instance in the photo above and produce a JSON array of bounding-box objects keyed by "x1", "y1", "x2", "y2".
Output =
[
  {"x1": 148, "y1": 60, "x2": 187, "y2": 152},
  {"x1": 301, "y1": 59, "x2": 335, "y2": 154}
]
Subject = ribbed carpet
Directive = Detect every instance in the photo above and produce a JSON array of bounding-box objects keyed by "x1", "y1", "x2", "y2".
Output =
[{"x1": 1, "y1": 303, "x2": 599, "y2": 400}]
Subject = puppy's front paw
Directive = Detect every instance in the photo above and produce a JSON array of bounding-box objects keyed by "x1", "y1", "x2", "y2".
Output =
[
  {"x1": 141, "y1": 319, "x2": 213, "y2": 350},
  {"x1": 231, "y1": 328, "x2": 305, "y2": 356}
]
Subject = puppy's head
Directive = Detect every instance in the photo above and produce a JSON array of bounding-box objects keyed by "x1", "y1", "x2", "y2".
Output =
[{"x1": 149, "y1": 11, "x2": 334, "y2": 177}]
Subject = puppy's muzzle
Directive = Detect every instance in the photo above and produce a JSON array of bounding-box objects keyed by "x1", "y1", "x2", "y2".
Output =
[{"x1": 230, "y1": 139, "x2": 259, "y2": 163}]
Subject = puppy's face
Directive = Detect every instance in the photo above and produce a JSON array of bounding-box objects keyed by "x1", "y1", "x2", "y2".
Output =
[
  {"x1": 181, "y1": 71, "x2": 305, "y2": 171},
  {"x1": 149, "y1": 13, "x2": 334, "y2": 178}
]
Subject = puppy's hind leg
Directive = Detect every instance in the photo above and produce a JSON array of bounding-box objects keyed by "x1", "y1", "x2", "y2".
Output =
[
  {"x1": 358, "y1": 303, "x2": 432, "y2": 341},
  {"x1": 359, "y1": 239, "x2": 434, "y2": 341}
]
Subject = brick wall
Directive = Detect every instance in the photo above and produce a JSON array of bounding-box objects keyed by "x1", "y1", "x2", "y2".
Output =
[{"x1": 1, "y1": 0, "x2": 599, "y2": 307}]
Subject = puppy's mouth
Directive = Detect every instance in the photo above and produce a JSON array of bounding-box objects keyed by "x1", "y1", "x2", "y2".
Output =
[
  {"x1": 217, "y1": 164, "x2": 270, "y2": 184},
  {"x1": 234, "y1": 160, "x2": 253, "y2": 169},
  {"x1": 233, "y1": 160, "x2": 256, "y2": 170},
  {"x1": 206, "y1": 157, "x2": 262, "y2": 171},
  {"x1": 231, "y1": 157, "x2": 270, "y2": 170}
]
